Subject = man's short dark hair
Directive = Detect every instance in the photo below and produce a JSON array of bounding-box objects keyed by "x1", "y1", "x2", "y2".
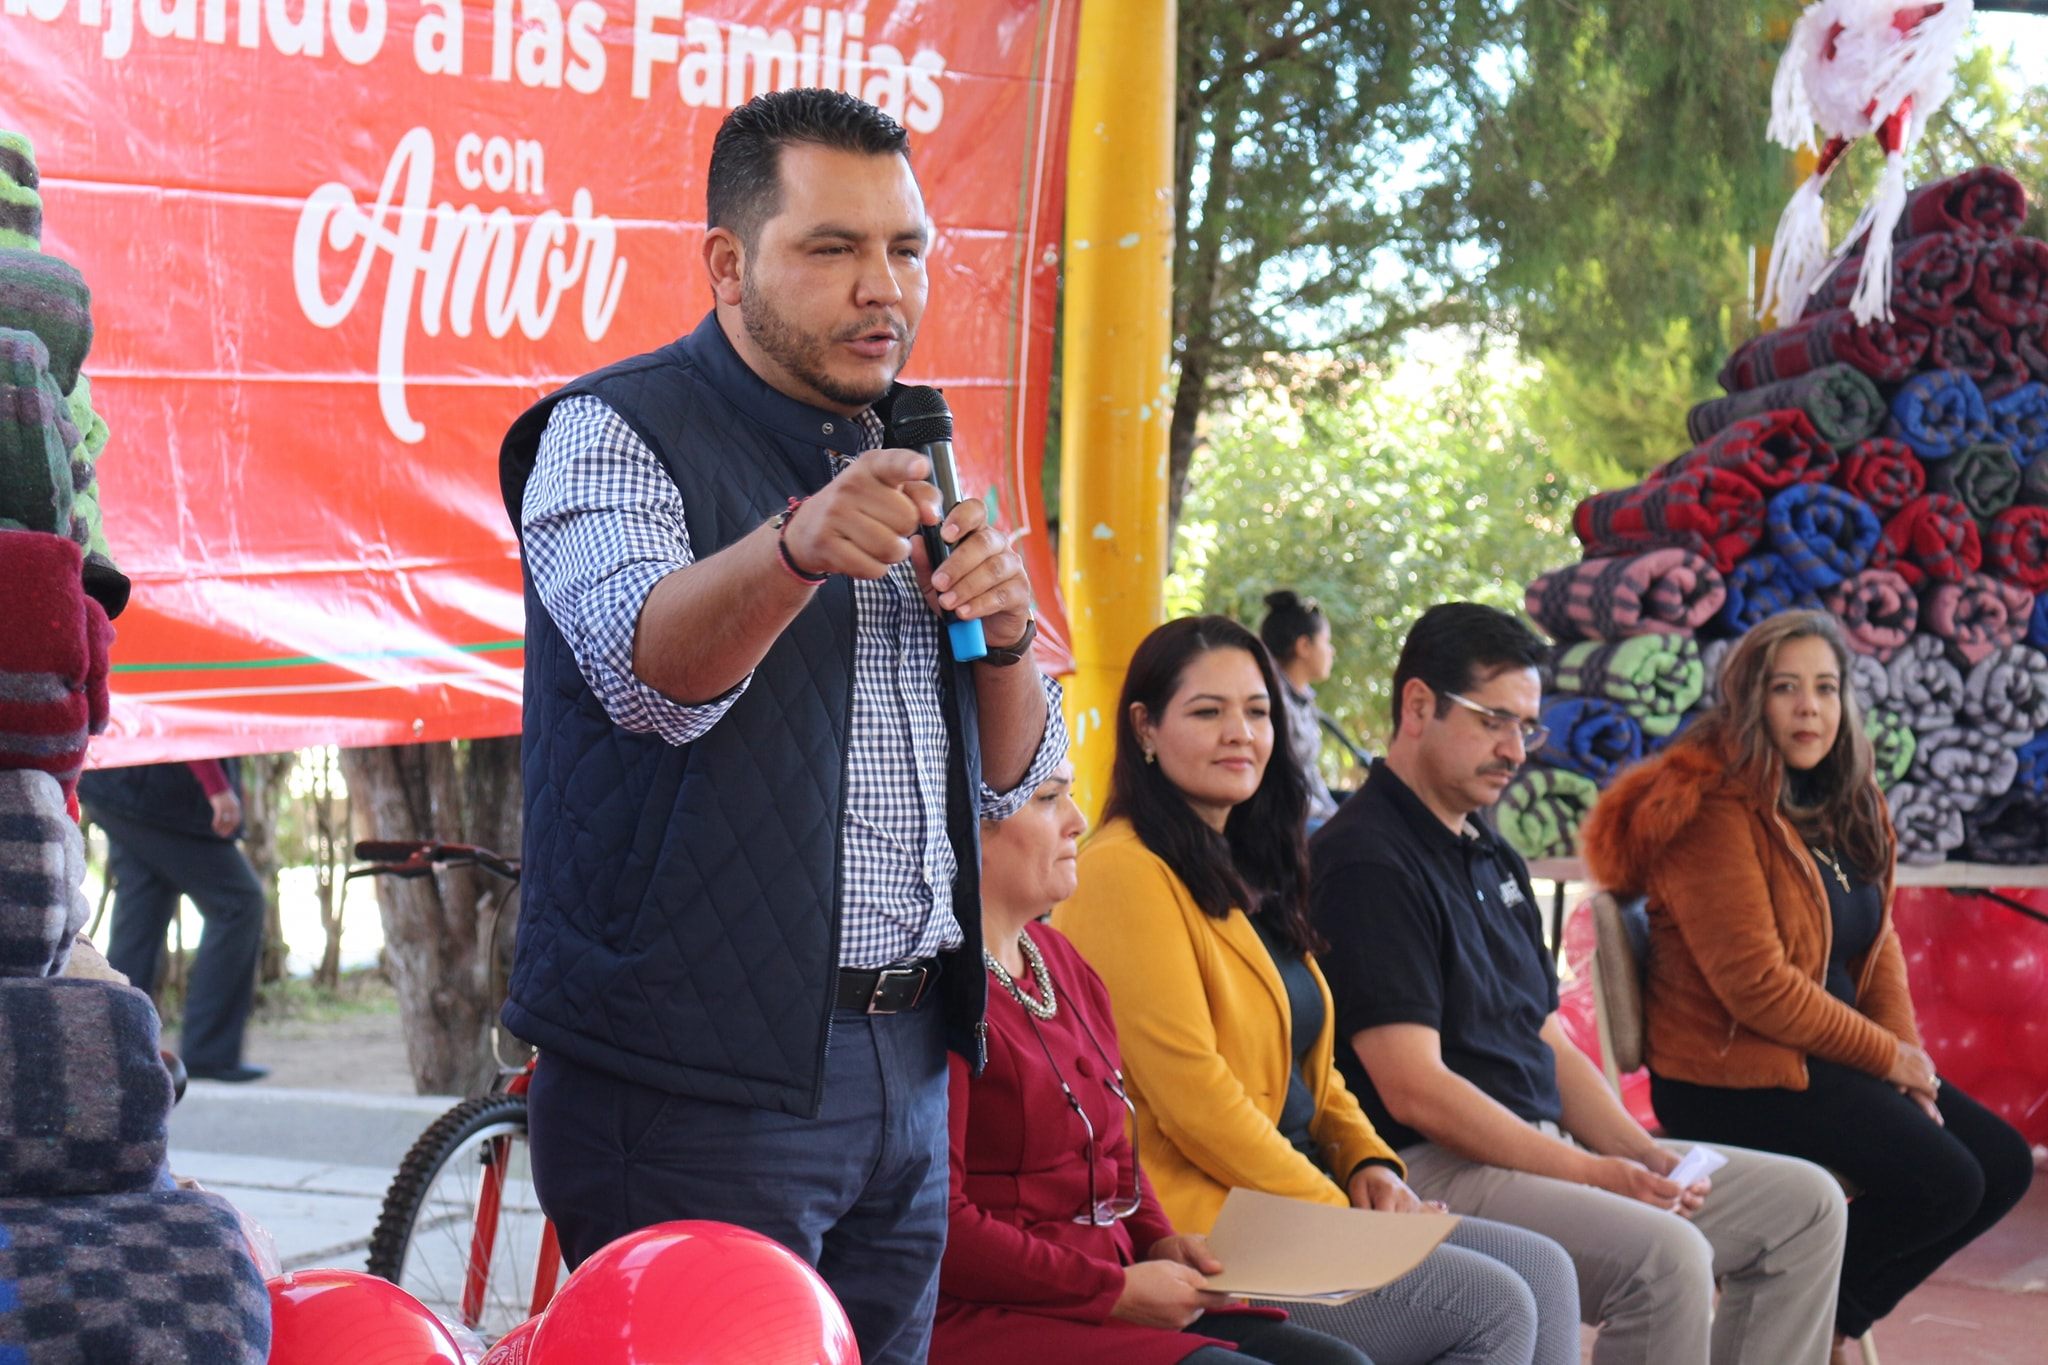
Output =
[
  {"x1": 1390, "y1": 603, "x2": 1547, "y2": 733},
  {"x1": 707, "y1": 89, "x2": 911, "y2": 246}
]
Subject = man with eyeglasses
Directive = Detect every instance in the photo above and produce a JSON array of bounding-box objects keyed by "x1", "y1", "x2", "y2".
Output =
[{"x1": 1308, "y1": 603, "x2": 1847, "y2": 1365}]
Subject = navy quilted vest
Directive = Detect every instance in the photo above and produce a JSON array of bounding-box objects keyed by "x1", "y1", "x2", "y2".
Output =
[{"x1": 498, "y1": 312, "x2": 986, "y2": 1118}]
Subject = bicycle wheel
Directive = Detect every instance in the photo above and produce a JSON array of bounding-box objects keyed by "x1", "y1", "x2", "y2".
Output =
[{"x1": 367, "y1": 1093, "x2": 561, "y2": 1342}]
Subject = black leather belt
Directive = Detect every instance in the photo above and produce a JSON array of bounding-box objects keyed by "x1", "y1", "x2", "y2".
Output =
[{"x1": 836, "y1": 959, "x2": 940, "y2": 1014}]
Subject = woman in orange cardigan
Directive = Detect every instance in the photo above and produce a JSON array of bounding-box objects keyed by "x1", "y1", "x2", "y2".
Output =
[
  {"x1": 1054, "y1": 616, "x2": 1578, "y2": 1365},
  {"x1": 1583, "y1": 610, "x2": 2031, "y2": 1352}
]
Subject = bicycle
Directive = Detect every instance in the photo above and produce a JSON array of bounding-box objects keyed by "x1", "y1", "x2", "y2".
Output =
[{"x1": 351, "y1": 839, "x2": 561, "y2": 1345}]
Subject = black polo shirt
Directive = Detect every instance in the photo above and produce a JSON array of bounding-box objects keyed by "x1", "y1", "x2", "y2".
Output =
[{"x1": 1308, "y1": 761, "x2": 1562, "y2": 1151}]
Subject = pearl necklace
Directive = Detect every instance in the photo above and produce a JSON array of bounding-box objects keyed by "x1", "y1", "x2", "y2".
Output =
[{"x1": 983, "y1": 928, "x2": 1058, "y2": 1020}]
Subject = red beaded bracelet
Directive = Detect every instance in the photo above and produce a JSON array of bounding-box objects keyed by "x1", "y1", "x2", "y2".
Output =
[{"x1": 773, "y1": 497, "x2": 829, "y2": 587}]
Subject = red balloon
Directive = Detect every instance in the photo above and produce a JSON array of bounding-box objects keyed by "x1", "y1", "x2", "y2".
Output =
[
  {"x1": 1916, "y1": 1011, "x2": 2004, "y2": 1092},
  {"x1": 1968, "y1": 932, "x2": 2048, "y2": 1015},
  {"x1": 530, "y1": 1222, "x2": 859, "y2": 1365},
  {"x1": 482, "y1": 1318, "x2": 541, "y2": 1365},
  {"x1": 1960, "y1": 1070, "x2": 2048, "y2": 1145},
  {"x1": 267, "y1": 1269, "x2": 466, "y2": 1365}
]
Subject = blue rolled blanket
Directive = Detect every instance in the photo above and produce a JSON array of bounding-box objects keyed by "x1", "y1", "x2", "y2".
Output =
[
  {"x1": 1987, "y1": 383, "x2": 2048, "y2": 466},
  {"x1": 2032, "y1": 591, "x2": 2048, "y2": 648},
  {"x1": 1534, "y1": 697, "x2": 1646, "y2": 783},
  {"x1": 2015, "y1": 731, "x2": 2048, "y2": 794},
  {"x1": 1766, "y1": 483, "x2": 1883, "y2": 592},
  {"x1": 1887, "y1": 369, "x2": 1991, "y2": 460},
  {"x1": 1715, "y1": 551, "x2": 1821, "y2": 633}
]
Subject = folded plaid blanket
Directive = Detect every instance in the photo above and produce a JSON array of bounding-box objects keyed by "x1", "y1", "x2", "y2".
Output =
[
  {"x1": 1864, "y1": 707, "x2": 1917, "y2": 789},
  {"x1": 0, "y1": 133, "x2": 37, "y2": 252},
  {"x1": 1654, "y1": 410, "x2": 1837, "y2": 494},
  {"x1": 1927, "y1": 310, "x2": 2026, "y2": 397},
  {"x1": 1923, "y1": 572, "x2": 2035, "y2": 665},
  {"x1": 1985, "y1": 505, "x2": 2048, "y2": 593},
  {"x1": 1573, "y1": 468, "x2": 1765, "y2": 574},
  {"x1": 1958, "y1": 786, "x2": 2048, "y2": 865},
  {"x1": 1885, "y1": 634, "x2": 1967, "y2": 730},
  {"x1": 2016, "y1": 731, "x2": 2048, "y2": 793},
  {"x1": 1720, "y1": 310, "x2": 1931, "y2": 391},
  {"x1": 0, "y1": 769, "x2": 89, "y2": 978},
  {"x1": 1886, "y1": 369, "x2": 1990, "y2": 460},
  {"x1": 1, "y1": 326, "x2": 74, "y2": 538},
  {"x1": 1765, "y1": 483, "x2": 1882, "y2": 592},
  {"x1": 1685, "y1": 365, "x2": 1885, "y2": 450},
  {"x1": 1986, "y1": 383, "x2": 2048, "y2": 466},
  {"x1": 1897, "y1": 167, "x2": 2028, "y2": 242},
  {"x1": 1550, "y1": 635, "x2": 1704, "y2": 736},
  {"x1": 0, "y1": 247, "x2": 91, "y2": 394},
  {"x1": 1888, "y1": 780, "x2": 1968, "y2": 865},
  {"x1": 1524, "y1": 549, "x2": 1725, "y2": 643},
  {"x1": 1907, "y1": 724, "x2": 2020, "y2": 813},
  {"x1": 1924, "y1": 440, "x2": 2023, "y2": 521},
  {"x1": 1824, "y1": 568, "x2": 1920, "y2": 661},
  {"x1": 0, "y1": 532, "x2": 114, "y2": 805},
  {"x1": 1961, "y1": 643, "x2": 2048, "y2": 745},
  {"x1": 1808, "y1": 231, "x2": 1980, "y2": 323},
  {"x1": 1836, "y1": 438, "x2": 1927, "y2": 515},
  {"x1": 1534, "y1": 697, "x2": 1646, "y2": 783},
  {"x1": 1972, "y1": 234, "x2": 2048, "y2": 329},
  {"x1": 1715, "y1": 551, "x2": 1820, "y2": 633},
  {"x1": 1870, "y1": 493, "x2": 1984, "y2": 586},
  {"x1": 0, "y1": 978, "x2": 173, "y2": 1196},
  {"x1": 1497, "y1": 767, "x2": 1603, "y2": 861},
  {"x1": 1850, "y1": 652, "x2": 1892, "y2": 711}
]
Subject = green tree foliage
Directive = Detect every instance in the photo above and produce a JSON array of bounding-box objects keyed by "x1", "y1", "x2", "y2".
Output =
[{"x1": 1172, "y1": 351, "x2": 1593, "y2": 753}]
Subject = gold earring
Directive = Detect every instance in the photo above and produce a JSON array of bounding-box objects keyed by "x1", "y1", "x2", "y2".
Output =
[{"x1": 1142, "y1": 747, "x2": 1156, "y2": 765}]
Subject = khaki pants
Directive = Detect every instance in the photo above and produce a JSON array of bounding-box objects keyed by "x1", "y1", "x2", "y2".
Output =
[{"x1": 1400, "y1": 1128, "x2": 1847, "y2": 1365}]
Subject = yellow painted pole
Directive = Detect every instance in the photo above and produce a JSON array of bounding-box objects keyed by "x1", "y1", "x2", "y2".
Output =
[{"x1": 1058, "y1": 0, "x2": 1177, "y2": 823}]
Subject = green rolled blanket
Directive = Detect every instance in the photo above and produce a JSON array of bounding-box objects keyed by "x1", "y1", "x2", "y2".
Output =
[
  {"x1": 0, "y1": 247, "x2": 92, "y2": 393},
  {"x1": 1498, "y1": 767, "x2": 1603, "y2": 860},
  {"x1": 0, "y1": 132, "x2": 39, "y2": 251},
  {"x1": 0, "y1": 326, "x2": 75, "y2": 536},
  {"x1": 1924, "y1": 440, "x2": 2023, "y2": 522},
  {"x1": 1549, "y1": 634, "x2": 1705, "y2": 736},
  {"x1": 1685, "y1": 362, "x2": 1886, "y2": 449},
  {"x1": 64, "y1": 372, "x2": 108, "y2": 462},
  {"x1": 1864, "y1": 707, "x2": 1917, "y2": 788}
]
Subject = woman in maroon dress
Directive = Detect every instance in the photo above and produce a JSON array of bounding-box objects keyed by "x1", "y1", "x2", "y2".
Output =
[{"x1": 932, "y1": 763, "x2": 1369, "y2": 1365}]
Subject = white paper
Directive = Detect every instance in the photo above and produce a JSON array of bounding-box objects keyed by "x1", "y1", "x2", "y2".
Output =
[{"x1": 1667, "y1": 1145, "x2": 1728, "y2": 1189}]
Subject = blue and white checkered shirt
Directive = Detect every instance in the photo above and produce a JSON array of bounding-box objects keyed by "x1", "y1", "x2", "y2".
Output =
[{"x1": 523, "y1": 394, "x2": 1067, "y2": 969}]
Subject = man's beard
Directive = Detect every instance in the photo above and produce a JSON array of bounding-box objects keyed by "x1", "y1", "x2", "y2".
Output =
[{"x1": 741, "y1": 270, "x2": 912, "y2": 409}]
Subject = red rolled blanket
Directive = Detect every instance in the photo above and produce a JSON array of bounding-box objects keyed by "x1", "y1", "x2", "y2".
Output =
[
  {"x1": 1972, "y1": 235, "x2": 2048, "y2": 329},
  {"x1": 1896, "y1": 166, "x2": 2028, "y2": 242},
  {"x1": 1836, "y1": 438, "x2": 1927, "y2": 515},
  {"x1": 2013, "y1": 321, "x2": 2048, "y2": 384},
  {"x1": 1986, "y1": 505, "x2": 2048, "y2": 594},
  {"x1": 1807, "y1": 232, "x2": 1979, "y2": 324},
  {"x1": 1720, "y1": 311, "x2": 1931, "y2": 391},
  {"x1": 1922, "y1": 572, "x2": 2033, "y2": 665},
  {"x1": 1650, "y1": 410, "x2": 1837, "y2": 494},
  {"x1": 1824, "y1": 569, "x2": 1920, "y2": 662},
  {"x1": 1869, "y1": 493, "x2": 1985, "y2": 587},
  {"x1": 1572, "y1": 468, "x2": 1765, "y2": 575},
  {"x1": 1925, "y1": 309, "x2": 2024, "y2": 395}
]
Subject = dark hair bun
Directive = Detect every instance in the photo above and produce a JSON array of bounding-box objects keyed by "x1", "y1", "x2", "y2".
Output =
[{"x1": 1264, "y1": 590, "x2": 1301, "y2": 612}]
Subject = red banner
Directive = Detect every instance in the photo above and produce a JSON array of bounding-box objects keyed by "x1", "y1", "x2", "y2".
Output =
[{"x1": 2, "y1": 0, "x2": 1078, "y2": 764}]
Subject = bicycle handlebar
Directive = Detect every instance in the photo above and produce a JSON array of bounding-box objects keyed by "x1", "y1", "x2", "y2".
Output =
[{"x1": 348, "y1": 840, "x2": 521, "y2": 883}]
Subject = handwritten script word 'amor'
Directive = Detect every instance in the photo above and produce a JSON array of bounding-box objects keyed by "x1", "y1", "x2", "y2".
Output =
[{"x1": 293, "y1": 127, "x2": 628, "y2": 444}]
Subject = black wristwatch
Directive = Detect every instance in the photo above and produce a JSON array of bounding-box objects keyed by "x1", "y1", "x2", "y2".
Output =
[{"x1": 977, "y1": 615, "x2": 1037, "y2": 667}]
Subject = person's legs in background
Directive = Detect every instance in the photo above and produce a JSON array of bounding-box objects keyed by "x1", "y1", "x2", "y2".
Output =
[
  {"x1": 169, "y1": 835, "x2": 267, "y2": 1073},
  {"x1": 94, "y1": 816, "x2": 181, "y2": 995}
]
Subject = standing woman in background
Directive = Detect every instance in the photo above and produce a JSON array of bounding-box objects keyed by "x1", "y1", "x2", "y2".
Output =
[
  {"x1": 1260, "y1": 591, "x2": 1342, "y2": 830},
  {"x1": 1055, "y1": 616, "x2": 1579, "y2": 1365},
  {"x1": 1582, "y1": 610, "x2": 2032, "y2": 1360}
]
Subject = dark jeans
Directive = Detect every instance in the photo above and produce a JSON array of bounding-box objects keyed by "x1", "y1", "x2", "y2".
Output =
[
  {"x1": 91, "y1": 810, "x2": 264, "y2": 1071},
  {"x1": 527, "y1": 1000, "x2": 949, "y2": 1365},
  {"x1": 1652, "y1": 1058, "x2": 2033, "y2": 1338},
  {"x1": 1188, "y1": 1314, "x2": 1374, "y2": 1365}
]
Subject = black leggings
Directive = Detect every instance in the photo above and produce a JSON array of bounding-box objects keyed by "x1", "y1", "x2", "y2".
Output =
[
  {"x1": 1187, "y1": 1313, "x2": 1373, "y2": 1365},
  {"x1": 1652, "y1": 1058, "x2": 2033, "y2": 1338}
]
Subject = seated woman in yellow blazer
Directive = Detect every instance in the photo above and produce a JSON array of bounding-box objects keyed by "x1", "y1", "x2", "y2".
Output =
[{"x1": 1054, "y1": 616, "x2": 1578, "y2": 1365}]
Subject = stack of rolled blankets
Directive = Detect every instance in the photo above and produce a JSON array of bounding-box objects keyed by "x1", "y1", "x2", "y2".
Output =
[{"x1": 1509, "y1": 166, "x2": 2048, "y2": 867}]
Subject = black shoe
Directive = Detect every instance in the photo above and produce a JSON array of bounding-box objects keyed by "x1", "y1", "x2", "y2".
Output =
[{"x1": 185, "y1": 1063, "x2": 270, "y2": 1084}]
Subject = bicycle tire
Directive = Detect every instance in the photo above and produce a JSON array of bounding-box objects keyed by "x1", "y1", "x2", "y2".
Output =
[{"x1": 367, "y1": 1093, "x2": 556, "y2": 1342}]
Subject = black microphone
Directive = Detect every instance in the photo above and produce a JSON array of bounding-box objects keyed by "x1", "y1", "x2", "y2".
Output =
[{"x1": 888, "y1": 385, "x2": 988, "y2": 662}]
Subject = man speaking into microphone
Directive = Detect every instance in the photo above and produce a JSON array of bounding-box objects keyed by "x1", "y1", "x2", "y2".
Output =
[{"x1": 497, "y1": 89, "x2": 1065, "y2": 1364}]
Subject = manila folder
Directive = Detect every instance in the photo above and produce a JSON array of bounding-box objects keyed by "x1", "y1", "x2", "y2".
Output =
[{"x1": 1201, "y1": 1188, "x2": 1459, "y2": 1304}]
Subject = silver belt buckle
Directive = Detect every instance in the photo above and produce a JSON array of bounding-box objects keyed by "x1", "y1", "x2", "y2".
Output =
[{"x1": 867, "y1": 965, "x2": 927, "y2": 1014}]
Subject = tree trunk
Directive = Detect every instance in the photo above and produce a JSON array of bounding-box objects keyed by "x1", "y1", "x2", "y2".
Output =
[
  {"x1": 237, "y1": 752, "x2": 298, "y2": 985},
  {"x1": 339, "y1": 738, "x2": 523, "y2": 1096}
]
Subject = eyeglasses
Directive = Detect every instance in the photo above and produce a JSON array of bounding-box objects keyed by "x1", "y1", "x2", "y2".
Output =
[
  {"x1": 1443, "y1": 691, "x2": 1549, "y2": 750},
  {"x1": 1014, "y1": 997, "x2": 1144, "y2": 1226}
]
